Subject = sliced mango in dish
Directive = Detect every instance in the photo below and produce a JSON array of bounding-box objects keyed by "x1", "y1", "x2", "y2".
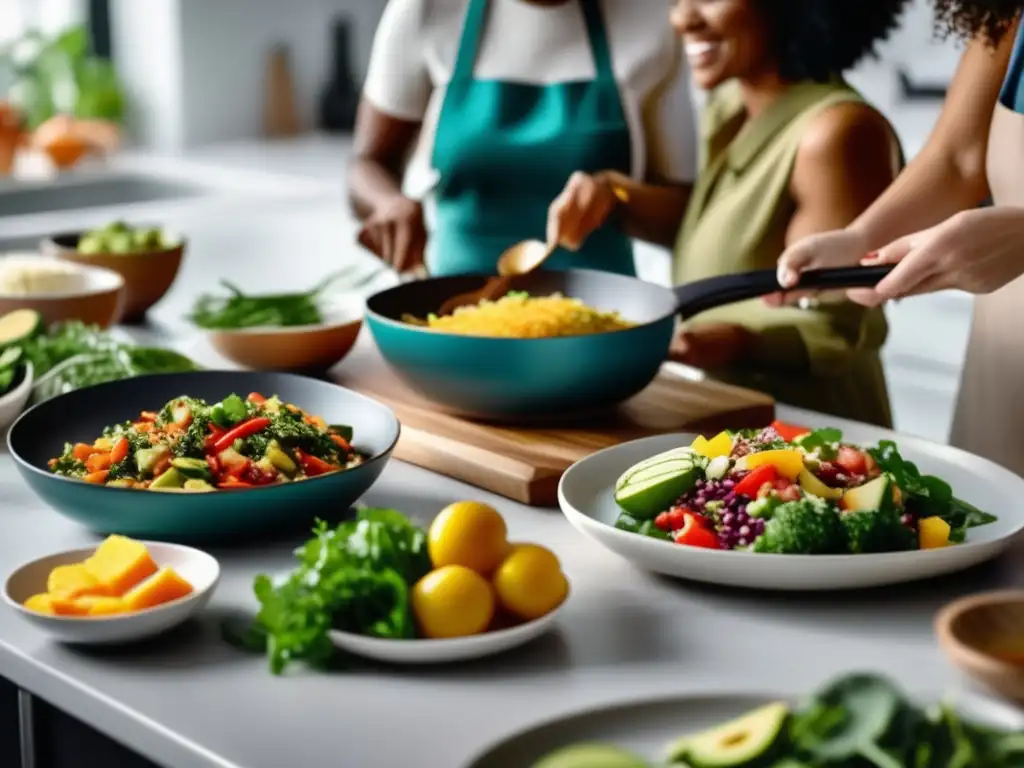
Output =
[
  {"x1": 47, "y1": 563, "x2": 108, "y2": 599},
  {"x1": 121, "y1": 566, "x2": 193, "y2": 612},
  {"x1": 24, "y1": 593, "x2": 56, "y2": 614},
  {"x1": 84, "y1": 535, "x2": 159, "y2": 596}
]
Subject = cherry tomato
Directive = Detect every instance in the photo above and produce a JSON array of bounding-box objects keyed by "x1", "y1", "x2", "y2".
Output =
[{"x1": 836, "y1": 446, "x2": 869, "y2": 476}]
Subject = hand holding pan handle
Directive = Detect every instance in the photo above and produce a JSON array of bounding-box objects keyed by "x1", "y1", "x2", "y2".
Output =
[{"x1": 671, "y1": 265, "x2": 895, "y2": 319}]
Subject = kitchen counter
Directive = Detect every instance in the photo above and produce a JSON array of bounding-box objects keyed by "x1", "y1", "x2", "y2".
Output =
[{"x1": 0, "y1": 148, "x2": 1017, "y2": 768}]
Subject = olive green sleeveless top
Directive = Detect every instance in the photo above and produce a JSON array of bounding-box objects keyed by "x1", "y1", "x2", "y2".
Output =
[{"x1": 673, "y1": 79, "x2": 895, "y2": 427}]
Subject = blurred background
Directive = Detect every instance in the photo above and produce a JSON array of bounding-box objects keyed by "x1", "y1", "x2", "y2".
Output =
[{"x1": 0, "y1": 0, "x2": 971, "y2": 442}]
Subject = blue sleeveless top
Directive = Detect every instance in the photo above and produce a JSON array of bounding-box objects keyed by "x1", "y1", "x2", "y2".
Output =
[{"x1": 999, "y1": 24, "x2": 1024, "y2": 111}]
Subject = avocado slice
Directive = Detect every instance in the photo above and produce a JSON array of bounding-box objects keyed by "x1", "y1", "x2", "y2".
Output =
[
  {"x1": 614, "y1": 464, "x2": 703, "y2": 519},
  {"x1": 183, "y1": 478, "x2": 215, "y2": 492},
  {"x1": 665, "y1": 701, "x2": 789, "y2": 767},
  {"x1": 171, "y1": 457, "x2": 211, "y2": 479},
  {"x1": 0, "y1": 308, "x2": 43, "y2": 348},
  {"x1": 134, "y1": 446, "x2": 169, "y2": 477},
  {"x1": 266, "y1": 440, "x2": 297, "y2": 475},
  {"x1": 150, "y1": 467, "x2": 186, "y2": 489},
  {"x1": 797, "y1": 469, "x2": 843, "y2": 501},
  {"x1": 615, "y1": 447, "x2": 702, "y2": 491},
  {"x1": 532, "y1": 743, "x2": 651, "y2": 768},
  {"x1": 841, "y1": 474, "x2": 894, "y2": 513}
]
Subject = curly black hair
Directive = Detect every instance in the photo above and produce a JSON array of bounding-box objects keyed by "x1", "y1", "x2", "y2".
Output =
[
  {"x1": 931, "y1": 1, "x2": 1021, "y2": 44},
  {"x1": 757, "y1": 0, "x2": 913, "y2": 82}
]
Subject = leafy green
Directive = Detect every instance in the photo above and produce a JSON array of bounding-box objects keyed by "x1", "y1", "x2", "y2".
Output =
[
  {"x1": 867, "y1": 441, "x2": 997, "y2": 529},
  {"x1": 189, "y1": 269, "x2": 371, "y2": 330},
  {"x1": 794, "y1": 427, "x2": 843, "y2": 453},
  {"x1": 18, "y1": 321, "x2": 199, "y2": 404},
  {"x1": 247, "y1": 508, "x2": 431, "y2": 674}
]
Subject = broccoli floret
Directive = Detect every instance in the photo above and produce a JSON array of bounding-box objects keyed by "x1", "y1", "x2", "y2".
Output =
[
  {"x1": 751, "y1": 496, "x2": 845, "y2": 554},
  {"x1": 747, "y1": 494, "x2": 784, "y2": 520},
  {"x1": 841, "y1": 508, "x2": 916, "y2": 554},
  {"x1": 267, "y1": 409, "x2": 337, "y2": 459},
  {"x1": 173, "y1": 407, "x2": 213, "y2": 459},
  {"x1": 50, "y1": 448, "x2": 85, "y2": 477}
]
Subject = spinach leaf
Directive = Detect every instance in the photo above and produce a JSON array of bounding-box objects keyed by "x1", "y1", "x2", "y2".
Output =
[
  {"x1": 250, "y1": 507, "x2": 430, "y2": 674},
  {"x1": 794, "y1": 428, "x2": 843, "y2": 452}
]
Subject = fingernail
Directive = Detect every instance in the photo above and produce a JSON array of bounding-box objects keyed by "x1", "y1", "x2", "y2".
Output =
[{"x1": 861, "y1": 251, "x2": 880, "y2": 264}]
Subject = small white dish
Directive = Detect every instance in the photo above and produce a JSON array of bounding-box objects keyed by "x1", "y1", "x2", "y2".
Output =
[
  {"x1": 329, "y1": 598, "x2": 566, "y2": 664},
  {"x1": 558, "y1": 432, "x2": 1024, "y2": 591},
  {"x1": 0, "y1": 361, "x2": 33, "y2": 433},
  {"x1": 3, "y1": 541, "x2": 220, "y2": 644}
]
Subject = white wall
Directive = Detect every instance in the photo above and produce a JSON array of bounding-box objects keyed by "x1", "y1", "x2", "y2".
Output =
[{"x1": 110, "y1": 0, "x2": 383, "y2": 151}]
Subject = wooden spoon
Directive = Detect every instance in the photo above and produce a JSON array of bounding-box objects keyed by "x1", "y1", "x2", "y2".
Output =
[{"x1": 437, "y1": 185, "x2": 631, "y2": 316}]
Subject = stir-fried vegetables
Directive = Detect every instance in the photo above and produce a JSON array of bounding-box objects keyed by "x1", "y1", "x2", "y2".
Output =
[{"x1": 48, "y1": 392, "x2": 362, "y2": 491}]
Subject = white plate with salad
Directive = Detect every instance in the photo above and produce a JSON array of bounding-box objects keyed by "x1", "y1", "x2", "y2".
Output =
[
  {"x1": 558, "y1": 420, "x2": 1024, "y2": 590},
  {"x1": 466, "y1": 673, "x2": 1024, "y2": 768}
]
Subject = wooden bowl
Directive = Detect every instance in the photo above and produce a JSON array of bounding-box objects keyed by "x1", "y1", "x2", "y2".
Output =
[
  {"x1": 936, "y1": 590, "x2": 1024, "y2": 702},
  {"x1": 0, "y1": 259, "x2": 125, "y2": 328},
  {"x1": 44, "y1": 231, "x2": 185, "y2": 322},
  {"x1": 208, "y1": 317, "x2": 363, "y2": 372}
]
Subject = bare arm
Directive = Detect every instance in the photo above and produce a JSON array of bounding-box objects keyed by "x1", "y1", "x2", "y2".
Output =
[
  {"x1": 347, "y1": 101, "x2": 421, "y2": 221},
  {"x1": 846, "y1": 28, "x2": 1016, "y2": 249},
  {"x1": 788, "y1": 102, "x2": 900, "y2": 243},
  {"x1": 597, "y1": 171, "x2": 691, "y2": 247}
]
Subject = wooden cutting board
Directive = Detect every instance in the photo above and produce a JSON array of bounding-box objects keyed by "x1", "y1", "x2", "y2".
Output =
[{"x1": 336, "y1": 344, "x2": 774, "y2": 506}]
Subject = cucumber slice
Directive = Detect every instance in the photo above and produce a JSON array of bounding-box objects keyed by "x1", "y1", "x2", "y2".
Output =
[
  {"x1": 0, "y1": 309, "x2": 42, "y2": 348},
  {"x1": 615, "y1": 447, "x2": 699, "y2": 491},
  {"x1": 0, "y1": 345, "x2": 21, "y2": 370}
]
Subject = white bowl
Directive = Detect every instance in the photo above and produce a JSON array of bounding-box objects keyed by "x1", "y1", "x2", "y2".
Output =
[
  {"x1": 3, "y1": 541, "x2": 220, "y2": 644},
  {"x1": 329, "y1": 594, "x2": 567, "y2": 664},
  {"x1": 558, "y1": 432, "x2": 1024, "y2": 591},
  {"x1": 0, "y1": 257, "x2": 125, "y2": 327},
  {"x1": 0, "y1": 361, "x2": 33, "y2": 433}
]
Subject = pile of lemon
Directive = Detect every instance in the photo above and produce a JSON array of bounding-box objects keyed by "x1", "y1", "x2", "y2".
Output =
[{"x1": 411, "y1": 500, "x2": 569, "y2": 639}]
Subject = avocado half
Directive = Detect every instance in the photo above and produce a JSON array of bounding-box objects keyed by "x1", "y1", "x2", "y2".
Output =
[{"x1": 664, "y1": 701, "x2": 789, "y2": 767}]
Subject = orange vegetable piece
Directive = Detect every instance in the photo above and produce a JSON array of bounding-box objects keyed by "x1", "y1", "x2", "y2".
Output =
[
  {"x1": 84, "y1": 535, "x2": 159, "y2": 596},
  {"x1": 121, "y1": 567, "x2": 193, "y2": 612},
  {"x1": 46, "y1": 564, "x2": 108, "y2": 599},
  {"x1": 24, "y1": 594, "x2": 55, "y2": 614},
  {"x1": 49, "y1": 597, "x2": 92, "y2": 616},
  {"x1": 74, "y1": 595, "x2": 125, "y2": 616},
  {"x1": 85, "y1": 453, "x2": 112, "y2": 473},
  {"x1": 83, "y1": 470, "x2": 110, "y2": 484},
  {"x1": 72, "y1": 442, "x2": 99, "y2": 461},
  {"x1": 110, "y1": 437, "x2": 130, "y2": 464}
]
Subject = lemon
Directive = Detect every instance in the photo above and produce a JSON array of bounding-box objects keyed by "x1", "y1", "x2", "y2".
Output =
[
  {"x1": 493, "y1": 543, "x2": 568, "y2": 621},
  {"x1": 428, "y1": 500, "x2": 510, "y2": 574},
  {"x1": 412, "y1": 565, "x2": 495, "y2": 639}
]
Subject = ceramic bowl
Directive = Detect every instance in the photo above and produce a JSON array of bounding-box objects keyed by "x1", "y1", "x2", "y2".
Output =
[
  {"x1": 44, "y1": 230, "x2": 184, "y2": 322},
  {"x1": 7, "y1": 370, "x2": 400, "y2": 542},
  {"x1": 3, "y1": 541, "x2": 219, "y2": 644},
  {"x1": 207, "y1": 309, "x2": 363, "y2": 372},
  {"x1": 330, "y1": 592, "x2": 567, "y2": 664},
  {"x1": 936, "y1": 590, "x2": 1024, "y2": 702},
  {"x1": 0, "y1": 361, "x2": 33, "y2": 434},
  {"x1": 0, "y1": 257, "x2": 124, "y2": 327}
]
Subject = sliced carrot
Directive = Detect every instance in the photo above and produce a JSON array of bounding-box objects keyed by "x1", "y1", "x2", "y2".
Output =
[
  {"x1": 72, "y1": 443, "x2": 99, "y2": 461},
  {"x1": 139, "y1": 411, "x2": 159, "y2": 422},
  {"x1": 84, "y1": 470, "x2": 110, "y2": 484},
  {"x1": 247, "y1": 392, "x2": 266, "y2": 404},
  {"x1": 110, "y1": 437, "x2": 130, "y2": 465},
  {"x1": 85, "y1": 453, "x2": 113, "y2": 473},
  {"x1": 151, "y1": 454, "x2": 172, "y2": 478},
  {"x1": 305, "y1": 414, "x2": 328, "y2": 430},
  {"x1": 330, "y1": 434, "x2": 351, "y2": 451}
]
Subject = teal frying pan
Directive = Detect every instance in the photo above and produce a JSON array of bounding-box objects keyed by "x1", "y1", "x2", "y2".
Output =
[{"x1": 364, "y1": 266, "x2": 892, "y2": 420}]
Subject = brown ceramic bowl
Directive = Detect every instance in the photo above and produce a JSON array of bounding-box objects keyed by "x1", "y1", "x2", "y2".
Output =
[
  {"x1": 0, "y1": 258, "x2": 125, "y2": 328},
  {"x1": 936, "y1": 590, "x2": 1024, "y2": 703},
  {"x1": 208, "y1": 316, "x2": 364, "y2": 372},
  {"x1": 44, "y1": 230, "x2": 184, "y2": 322}
]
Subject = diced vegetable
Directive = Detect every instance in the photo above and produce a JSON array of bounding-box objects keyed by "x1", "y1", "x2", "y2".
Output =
[
  {"x1": 296, "y1": 449, "x2": 334, "y2": 477},
  {"x1": 770, "y1": 419, "x2": 810, "y2": 442},
  {"x1": 211, "y1": 417, "x2": 271, "y2": 454},
  {"x1": 691, "y1": 431, "x2": 732, "y2": 460},
  {"x1": 737, "y1": 449, "x2": 805, "y2": 480},
  {"x1": 919, "y1": 516, "x2": 951, "y2": 549},
  {"x1": 734, "y1": 464, "x2": 778, "y2": 499},
  {"x1": 673, "y1": 513, "x2": 719, "y2": 549},
  {"x1": 110, "y1": 437, "x2": 130, "y2": 465}
]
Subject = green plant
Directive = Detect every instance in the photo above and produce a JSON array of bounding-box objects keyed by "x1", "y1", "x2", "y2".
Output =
[{"x1": 0, "y1": 25, "x2": 125, "y2": 129}]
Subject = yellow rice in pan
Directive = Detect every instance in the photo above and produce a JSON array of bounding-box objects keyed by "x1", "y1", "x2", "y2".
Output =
[{"x1": 404, "y1": 292, "x2": 634, "y2": 338}]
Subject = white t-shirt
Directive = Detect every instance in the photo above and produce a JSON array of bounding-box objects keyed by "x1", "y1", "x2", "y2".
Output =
[{"x1": 362, "y1": 0, "x2": 699, "y2": 202}]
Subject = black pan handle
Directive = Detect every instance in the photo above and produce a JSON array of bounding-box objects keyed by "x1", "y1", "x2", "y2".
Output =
[{"x1": 672, "y1": 265, "x2": 895, "y2": 319}]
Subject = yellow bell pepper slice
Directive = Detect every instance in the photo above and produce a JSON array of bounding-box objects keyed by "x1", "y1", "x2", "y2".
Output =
[
  {"x1": 738, "y1": 449, "x2": 805, "y2": 480},
  {"x1": 690, "y1": 431, "x2": 733, "y2": 460},
  {"x1": 918, "y1": 516, "x2": 951, "y2": 549}
]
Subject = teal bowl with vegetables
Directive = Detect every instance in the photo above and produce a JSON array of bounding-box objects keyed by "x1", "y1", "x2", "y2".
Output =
[{"x1": 7, "y1": 371, "x2": 400, "y2": 542}]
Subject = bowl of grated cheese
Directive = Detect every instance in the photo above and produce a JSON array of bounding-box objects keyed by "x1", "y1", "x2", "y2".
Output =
[{"x1": 0, "y1": 255, "x2": 124, "y2": 328}]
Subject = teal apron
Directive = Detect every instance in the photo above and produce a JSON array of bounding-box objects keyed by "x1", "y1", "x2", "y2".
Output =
[{"x1": 428, "y1": 0, "x2": 636, "y2": 277}]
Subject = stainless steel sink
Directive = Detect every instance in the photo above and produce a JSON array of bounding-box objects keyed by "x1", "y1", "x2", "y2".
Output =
[{"x1": 0, "y1": 172, "x2": 209, "y2": 218}]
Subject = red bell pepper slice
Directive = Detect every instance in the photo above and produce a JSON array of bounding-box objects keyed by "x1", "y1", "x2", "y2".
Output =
[
  {"x1": 296, "y1": 450, "x2": 335, "y2": 477},
  {"x1": 734, "y1": 464, "x2": 778, "y2": 499},
  {"x1": 217, "y1": 477, "x2": 254, "y2": 490},
  {"x1": 211, "y1": 417, "x2": 271, "y2": 454},
  {"x1": 673, "y1": 513, "x2": 719, "y2": 549},
  {"x1": 770, "y1": 420, "x2": 810, "y2": 442}
]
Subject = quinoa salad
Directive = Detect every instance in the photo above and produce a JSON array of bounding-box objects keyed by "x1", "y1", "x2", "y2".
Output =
[{"x1": 612, "y1": 421, "x2": 998, "y2": 555}]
